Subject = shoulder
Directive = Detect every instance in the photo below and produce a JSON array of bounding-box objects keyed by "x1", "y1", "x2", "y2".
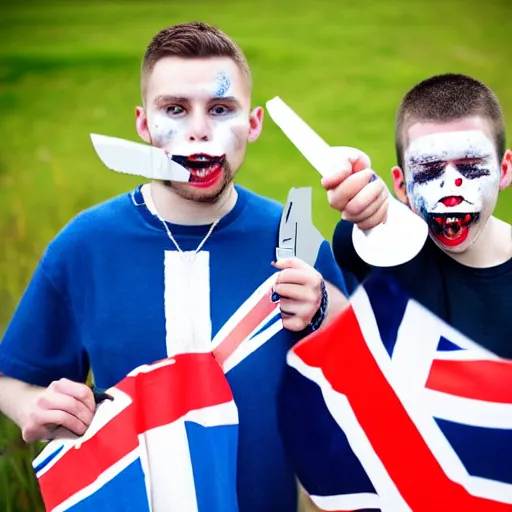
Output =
[
  {"x1": 236, "y1": 185, "x2": 283, "y2": 222},
  {"x1": 41, "y1": 190, "x2": 135, "y2": 275}
]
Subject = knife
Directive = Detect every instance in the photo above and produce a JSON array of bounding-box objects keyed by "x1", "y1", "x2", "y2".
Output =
[
  {"x1": 266, "y1": 96, "x2": 429, "y2": 267},
  {"x1": 277, "y1": 187, "x2": 325, "y2": 267},
  {"x1": 90, "y1": 134, "x2": 191, "y2": 182}
]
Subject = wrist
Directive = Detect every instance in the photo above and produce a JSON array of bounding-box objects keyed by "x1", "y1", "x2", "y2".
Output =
[{"x1": 309, "y1": 279, "x2": 328, "y2": 331}]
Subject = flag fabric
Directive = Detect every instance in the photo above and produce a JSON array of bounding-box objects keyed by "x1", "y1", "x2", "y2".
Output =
[
  {"x1": 33, "y1": 274, "x2": 282, "y2": 512},
  {"x1": 280, "y1": 275, "x2": 512, "y2": 512}
]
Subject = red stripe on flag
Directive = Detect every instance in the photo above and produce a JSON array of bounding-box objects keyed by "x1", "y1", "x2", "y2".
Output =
[
  {"x1": 213, "y1": 287, "x2": 277, "y2": 367},
  {"x1": 294, "y1": 306, "x2": 510, "y2": 512},
  {"x1": 39, "y1": 353, "x2": 232, "y2": 511},
  {"x1": 427, "y1": 359, "x2": 512, "y2": 404}
]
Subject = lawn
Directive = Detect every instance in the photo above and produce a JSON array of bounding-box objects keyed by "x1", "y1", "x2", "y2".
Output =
[{"x1": 1, "y1": 0, "x2": 511, "y2": 509}]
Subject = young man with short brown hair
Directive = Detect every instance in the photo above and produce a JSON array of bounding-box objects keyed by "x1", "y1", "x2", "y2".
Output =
[{"x1": 0, "y1": 21, "x2": 349, "y2": 511}]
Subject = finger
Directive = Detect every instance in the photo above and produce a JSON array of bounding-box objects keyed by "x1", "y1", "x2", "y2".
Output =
[
  {"x1": 327, "y1": 168, "x2": 375, "y2": 212},
  {"x1": 272, "y1": 257, "x2": 311, "y2": 272},
  {"x1": 343, "y1": 179, "x2": 387, "y2": 219},
  {"x1": 330, "y1": 146, "x2": 372, "y2": 172},
  {"x1": 274, "y1": 268, "x2": 319, "y2": 287},
  {"x1": 274, "y1": 283, "x2": 318, "y2": 303},
  {"x1": 51, "y1": 379, "x2": 95, "y2": 412},
  {"x1": 279, "y1": 299, "x2": 313, "y2": 319},
  {"x1": 321, "y1": 168, "x2": 353, "y2": 190},
  {"x1": 279, "y1": 301, "x2": 315, "y2": 331},
  {"x1": 345, "y1": 188, "x2": 388, "y2": 224},
  {"x1": 357, "y1": 197, "x2": 390, "y2": 231},
  {"x1": 36, "y1": 390, "x2": 95, "y2": 427},
  {"x1": 30, "y1": 408, "x2": 90, "y2": 437},
  {"x1": 282, "y1": 315, "x2": 310, "y2": 332}
]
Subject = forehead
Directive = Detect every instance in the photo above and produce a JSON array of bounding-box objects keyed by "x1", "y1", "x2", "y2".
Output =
[
  {"x1": 404, "y1": 117, "x2": 497, "y2": 162},
  {"x1": 145, "y1": 56, "x2": 249, "y2": 102}
]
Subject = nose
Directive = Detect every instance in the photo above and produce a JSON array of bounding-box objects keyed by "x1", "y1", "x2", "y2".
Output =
[
  {"x1": 186, "y1": 111, "x2": 211, "y2": 142},
  {"x1": 444, "y1": 163, "x2": 463, "y2": 189}
]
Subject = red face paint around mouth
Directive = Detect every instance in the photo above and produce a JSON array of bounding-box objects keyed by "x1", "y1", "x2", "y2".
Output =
[
  {"x1": 440, "y1": 196, "x2": 464, "y2": 207},
  {"x1": 172, "y1": 154, "x2": 226, "y2": 188},
  {"x1": 428, "y1": 212, "x2": 477, "y2": 247}
]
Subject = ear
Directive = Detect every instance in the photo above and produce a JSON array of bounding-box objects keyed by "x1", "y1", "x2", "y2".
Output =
[
  {"x1": 391, "y1": 166, "x2": 408, "y2": 204},
  {"x1": 248, "y1": 106, "x2": 264, "y2": 143},
  {"x1": 499, "y1": 149, "x2": 512, "y2": 190},
  {"x1": 135, "y1": 106, "x2": 152, "y2": 144}
]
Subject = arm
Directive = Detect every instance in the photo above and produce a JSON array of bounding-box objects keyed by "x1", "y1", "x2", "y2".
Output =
[
  {"x1": 0, "y1": 253, "x2": 94, "y2": 442},
  {"x1": 0, "y1": 376, "x2": 94, "y2": 442}
]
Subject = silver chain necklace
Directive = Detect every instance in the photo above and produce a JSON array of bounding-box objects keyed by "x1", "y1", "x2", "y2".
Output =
[{"x1": 149, "y1": 187, "x2": 220, "y2": 259}]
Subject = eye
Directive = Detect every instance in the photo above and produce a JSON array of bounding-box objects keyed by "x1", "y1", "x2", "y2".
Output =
[
  {"x1": 414, "y1": 163, "x2": 445, "y2": 185},
  {"x1": 209, "y1": 105, "x2": 231, "y2": 116},
  {"x1": 165, "y1": 105, "x2": 185, "y2": 116},
  {"x1": 456, "y1": 163, "x2": 491, "y2": 179}
]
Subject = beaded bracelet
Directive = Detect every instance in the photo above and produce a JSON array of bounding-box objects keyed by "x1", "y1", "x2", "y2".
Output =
[{"x1": 309, "y1": 279, "x2": 328, "y2": 331}]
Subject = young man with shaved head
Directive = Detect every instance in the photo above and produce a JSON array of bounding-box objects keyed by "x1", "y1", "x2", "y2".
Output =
[{"x1": 324, "y1": 73, "x2": 512, "y2": 356}]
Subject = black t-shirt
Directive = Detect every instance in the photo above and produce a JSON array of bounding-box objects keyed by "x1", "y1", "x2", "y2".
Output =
[{"x1": 333, "y1": 219, "x2": 512, "y2": 358}]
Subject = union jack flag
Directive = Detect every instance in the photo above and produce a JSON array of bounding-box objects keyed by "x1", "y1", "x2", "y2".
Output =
[
  {"x1": 280, "y1": 276, "x2": 512, "y2": 512},
  {"x1": 33, "y1": 274, "x2": 282, "y2": 512}
]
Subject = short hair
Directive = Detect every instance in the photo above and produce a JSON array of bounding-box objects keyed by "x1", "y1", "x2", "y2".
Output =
[
  {"x1": 141, "y1": 21, "x2": 251, "y2": 98},
  {"x1": 395, "y1": 73, "x2": 506, "y2": 169}
]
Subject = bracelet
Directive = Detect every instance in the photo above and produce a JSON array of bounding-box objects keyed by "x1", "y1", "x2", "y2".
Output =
[{"x1": 309, "y1": 280, "x2": 328, "y2": 331}]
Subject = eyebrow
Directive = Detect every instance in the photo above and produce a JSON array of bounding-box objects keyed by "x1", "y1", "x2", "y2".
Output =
[
  {"x1": 153, "y1": 95, "x2": 189, "y2": 107},
  {"x1": 408, "y1": 153, "x2": 491, "y2": 166}
]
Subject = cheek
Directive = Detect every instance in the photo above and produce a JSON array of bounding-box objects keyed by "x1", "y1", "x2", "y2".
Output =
[
  {"x1": 407, "y1": 178, "x2": 439, "y2": 209},
  {"x1": 148, "y1": 114, "x2": 179, "y2": 147},
  {"x1": 218, "y1": 118, "x2": 250, "y2": 154}
]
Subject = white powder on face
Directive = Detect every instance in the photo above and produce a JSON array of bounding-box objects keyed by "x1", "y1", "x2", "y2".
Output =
[
  {"x1": 405, "y1": 130, "x2": 496, "y2": 169},
  {"x1": 404, "y1": 130, "x2": 500, "y2": 212},
  {"x1": 403, "y1": 130, "x2": 501, "y2": 251},
  {"x1": 147, "y1": 69, "x2": 246, "y2": 159}
]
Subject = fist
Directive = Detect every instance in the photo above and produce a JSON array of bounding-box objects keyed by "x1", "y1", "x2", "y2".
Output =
[
  {"x1": 22, "y1": 378, "x2": 95, "y2": 443},
  {"x1": 322, "y1": 146, "x2": 389, "y2": 230},
  {"x1": 272, "y1": 258, "x2": 324, "y2": 332}
]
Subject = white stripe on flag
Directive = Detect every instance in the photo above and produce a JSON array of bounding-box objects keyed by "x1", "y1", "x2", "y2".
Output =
[
  {"x1": 164, "y1": 251, "x2": 211, "y2": 357},
  {"x1": 311, "y1": 492, "x2": 381, "y2": 511},
  {"x1": 287, "y1": 350, "x2": 411, "y2": 512},
  {"x1": 144, "y1": 421, "x2": 199, "y2": 512}
]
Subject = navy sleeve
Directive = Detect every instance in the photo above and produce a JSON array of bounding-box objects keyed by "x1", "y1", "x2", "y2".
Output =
[
  {"x1": 0, "y1": 259, "x2": 89, "y2": 388},
  {"x1": 314, "y1": 239, "x2": 351, "y2": 297},
  {"x1": 332, "y1": 219, "x2": 371, "y2": 285}
]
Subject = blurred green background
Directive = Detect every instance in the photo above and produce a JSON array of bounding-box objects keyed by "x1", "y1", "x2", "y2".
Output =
[{"x1": 1, "y1": 0, "x2": 511, "y2": 509}]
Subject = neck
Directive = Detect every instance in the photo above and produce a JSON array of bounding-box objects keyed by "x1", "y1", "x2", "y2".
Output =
[
  {"x1": 447, "y1": 216, "x2": 512, "y2": 268},
  {"x1": 142, "y1": 181, "x2": 237, "y2": 225}
]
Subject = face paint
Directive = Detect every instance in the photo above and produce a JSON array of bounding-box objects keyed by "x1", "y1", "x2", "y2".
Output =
[
  {"x1": 214, "y1": 70, "x2": 231, "y2": 97},
  {"x1": 404, "y1": 130, "x2": 500, "y2": 252},
  {"x1": 146, "y1": 69, "x2": 249, "y2": 192}
]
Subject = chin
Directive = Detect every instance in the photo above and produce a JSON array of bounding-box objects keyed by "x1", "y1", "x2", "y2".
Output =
[
  {"x1": 429, "y1": 224, "x2": 484, "y2": 254},
  {"x1": 165, "y1": 173, "x2": 232, "y2": 204}
]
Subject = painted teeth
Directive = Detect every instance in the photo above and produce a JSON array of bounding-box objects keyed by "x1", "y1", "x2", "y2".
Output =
[
  {"x1": 447, "y1": 217, "x2": 458, "y2": 223},
  {"x1": 196, "y1": 167, "x2": 212, "y2": 178}
]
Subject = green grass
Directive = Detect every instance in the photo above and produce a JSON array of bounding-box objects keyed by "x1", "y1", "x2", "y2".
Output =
[{"x1": 0, "y1": 0, "x2": 511, "y2": 509}]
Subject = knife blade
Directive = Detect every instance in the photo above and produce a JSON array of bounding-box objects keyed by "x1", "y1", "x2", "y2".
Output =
[{"x1": 90, "y1": 133, "x2": 191, "y2": 182}]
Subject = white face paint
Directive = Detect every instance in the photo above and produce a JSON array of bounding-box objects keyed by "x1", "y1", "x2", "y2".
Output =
[
  {"x1": 404, "y1": 130, "x2": 500, "y2": 252},
  {"x1": 142, "y1": 57, "x2": 253, "y2": 201}
]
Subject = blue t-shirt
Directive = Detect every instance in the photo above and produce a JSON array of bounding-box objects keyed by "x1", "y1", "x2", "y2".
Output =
[{"x1": 0, "y1": 184, "x2": 348, "y2": 512}]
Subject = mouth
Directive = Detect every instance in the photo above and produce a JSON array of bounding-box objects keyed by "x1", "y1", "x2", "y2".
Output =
[
  {"x1": 440, "y1": 196, "x2": 464, "y2": 207},
  {"x1": 427, "y1": 212, "x2": 480, "y2": 247},
  {"x1": 172, "y1": 154, "x2": 226, "y2": 187}
]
